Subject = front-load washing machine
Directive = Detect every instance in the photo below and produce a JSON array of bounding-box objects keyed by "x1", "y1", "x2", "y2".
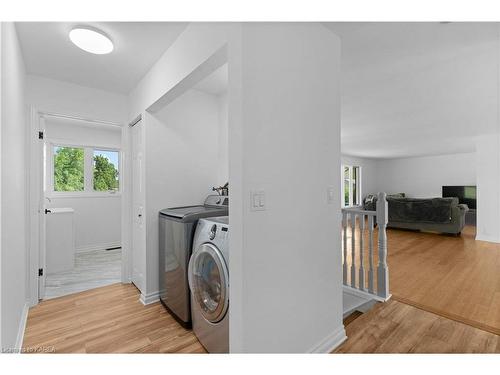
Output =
[
  {"x1": 159, "y1": 195, "x2": 228, "y2": 328},
  {"x1": 188, "y1": 216, "x2": 229, "y2": 353}
]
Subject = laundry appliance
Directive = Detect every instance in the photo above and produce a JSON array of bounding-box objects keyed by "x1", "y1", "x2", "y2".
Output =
[
  {"x1": 159, "y1": 195, "x2": 228, "y2": 327},
  {"x1": 188, "y1": 216, "x2": 229, "y2": 353}
]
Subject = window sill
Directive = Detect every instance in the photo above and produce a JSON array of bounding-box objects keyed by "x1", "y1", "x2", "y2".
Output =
[{"x1": 47, "y1": 192, "x2": 121, "y2": 199}]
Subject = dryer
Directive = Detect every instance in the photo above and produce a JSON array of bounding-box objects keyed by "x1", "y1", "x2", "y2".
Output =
[{"x1": 188, "y1": 216, "x2": 229, "y2": 353}]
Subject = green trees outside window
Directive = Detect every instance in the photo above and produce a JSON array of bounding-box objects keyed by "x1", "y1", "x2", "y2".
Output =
[
  {"x1": 93, "y1": 150, "x2": 119, "y2": 191},
  {"x1": 54, "y1": 146, "x2": 84, "y2": 191},
  {"x1": 53, "y1": 146, "x2": 119, "y2": 193}
]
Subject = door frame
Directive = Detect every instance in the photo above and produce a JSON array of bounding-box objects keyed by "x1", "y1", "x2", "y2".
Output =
[
  {"x1": 27, "y1": 106, "x2": 130, "y2": 306},
  {"x1": 126, "y1": 114, "x2": 144, "y2": 292}
]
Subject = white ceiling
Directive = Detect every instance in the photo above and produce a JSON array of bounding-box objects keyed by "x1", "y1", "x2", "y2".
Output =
[
  {"x1": 193, "y1": 64, "x2": 228, "y2": 96},
  {"x1": 16, "y1": 22, "x2": 187, "y2": 94},
  {"x1": 325, "y1": 22, "x2": 500, "y2": 159}
]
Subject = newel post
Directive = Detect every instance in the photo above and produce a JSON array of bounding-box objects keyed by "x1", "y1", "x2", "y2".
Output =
[{"x1": 376, "y1": 192, "x2": 389, "y2": 298}]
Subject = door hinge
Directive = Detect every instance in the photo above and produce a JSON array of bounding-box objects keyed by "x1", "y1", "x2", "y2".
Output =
[
  {"x1": 38, "y1": 131, "x2": 44, "y2": 140},
  {"x1": 38, "y1": 268, "x2": 44, "y2": 277}
]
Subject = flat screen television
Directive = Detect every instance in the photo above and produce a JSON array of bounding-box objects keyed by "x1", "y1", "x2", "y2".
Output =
[{"x1": 442, "y1": 186, "x2": 476, "y2": 210}]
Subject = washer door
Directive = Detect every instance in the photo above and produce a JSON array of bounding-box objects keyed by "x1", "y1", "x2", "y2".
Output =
[{"x1": 188, "y1": 243, "x2": 229, "y2": 323}]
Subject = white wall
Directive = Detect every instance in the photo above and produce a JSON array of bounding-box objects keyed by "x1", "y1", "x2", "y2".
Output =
[
  {"x1": 142, "y1": 89, "x2": 222, "y2": 295},
  {"x1": 44, "y1": 119, "x2": 121, "y2": 252},
  {"x1": 475, "y1": 135, "x2": 500, "y2": 242},
  {"x1": 216, "y1": 92, "x2": 229, "y2": 183},
  {"x1": 0, "y1": 22, "x2": 28, "y2": 350},
  {"x1": 374, "y1": 152, "x2": 477, "y2": 198},
  {"x1": 27, "y1": 75, "x2": 128, "y2": 123},
  {"x1": 341, "y1": 154, "x2": 379, "y2": 198},
  {"x1": 229, "y1": 23, "x2": 343, "y2": 353}
]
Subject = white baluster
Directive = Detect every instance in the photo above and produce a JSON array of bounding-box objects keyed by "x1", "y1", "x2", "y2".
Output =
[
  {"x1": 358, "y1": 214, "x2": 365, "y2": 291},
  {"x1": 368, "y1": 215, "x2": 374, "y2": 294},
  {"x1": 377, "y1": 192, "x2": 389, "y2": 298},
  {"x1": 350, "y1": 212, "x2": 356, "y2": 288},
  {"x1": 342, "y1": 211, "x2": 347, "y2": 285}
]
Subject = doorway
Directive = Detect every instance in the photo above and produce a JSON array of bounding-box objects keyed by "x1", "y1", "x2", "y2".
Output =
[{"x1": 29, "y1": 109, "x2": 125, "y2": 302}]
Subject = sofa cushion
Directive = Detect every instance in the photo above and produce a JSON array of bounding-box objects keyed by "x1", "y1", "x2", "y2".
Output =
[
  {"x1": 388, "y1": 197, "x2": 454, "y2": 224},
  {"x1": 363, "y1": 193, "x2": 405, "y2": 211}
]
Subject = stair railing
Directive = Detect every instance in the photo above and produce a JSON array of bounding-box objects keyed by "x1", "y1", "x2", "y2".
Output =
[{"x1": 341, "y1": 192, "x2": 390, "y2": 300}]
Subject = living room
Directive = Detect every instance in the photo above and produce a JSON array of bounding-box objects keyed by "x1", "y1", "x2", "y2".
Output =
[{"x1": 334, "y1": 22, "x2": 500, "y2": 344}]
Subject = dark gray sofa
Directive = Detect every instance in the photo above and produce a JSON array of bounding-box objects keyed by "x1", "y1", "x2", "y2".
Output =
[{"x1": 363, "y1": 194, "x2": 469, "y2": 235}]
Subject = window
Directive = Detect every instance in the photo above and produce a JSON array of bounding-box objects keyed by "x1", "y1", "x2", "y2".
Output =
[
  {"x1": 93, "y1": 149, "x2": 119, "y2": 191},
  {"x1": 342, "y1": 165, "x2": 361, "y2": 207},
  {"x1": 49, "y1": 145, "x2": 120, "y2": 195},
  {"x1": 53, "y1": 146, "x2": 84, "y2": 191}
]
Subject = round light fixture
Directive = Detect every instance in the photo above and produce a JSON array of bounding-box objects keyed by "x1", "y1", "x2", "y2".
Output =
[{"x1": 69, "y1": 27, "x2": 114, "y2": 55}]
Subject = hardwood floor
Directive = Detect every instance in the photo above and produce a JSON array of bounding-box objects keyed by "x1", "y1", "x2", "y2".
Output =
[
  {"x1": 336, "y1": 300, "x2": 500, "y2": 353},
  {"x1": 345, "y1": 224, "x2": 500, "y2": 334},
  {"x1": 23, "y1": 283, "x2": 206, "y2": 353}
]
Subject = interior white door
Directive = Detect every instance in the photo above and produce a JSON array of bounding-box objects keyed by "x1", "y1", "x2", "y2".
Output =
[
  {"x1": 131, "y1": 120, "x2": 145, "y2": 291},
  {"x1": 38, "y1": 118, "x2": 47, "y2": 299}
]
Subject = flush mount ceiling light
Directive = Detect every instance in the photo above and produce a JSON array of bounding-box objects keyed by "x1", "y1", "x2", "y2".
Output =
[{"x1": 69, "y1": 27, "x2": 114, "y2": 55}]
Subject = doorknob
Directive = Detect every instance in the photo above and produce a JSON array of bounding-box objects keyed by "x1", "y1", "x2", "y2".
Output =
[
  {"x1": 44, "y1": 209, "x2": 52, "y2": 214},
  {"x1": 138, "y1": 214, "x2": 142, "y2": 217}
]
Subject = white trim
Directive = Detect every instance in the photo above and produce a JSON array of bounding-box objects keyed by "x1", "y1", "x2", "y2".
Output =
[
  {"x1": 76, "y1": 242, "x2": 121, "y2": 253},
  {"x1": 139, "y1": 291, "x2": 160, "y2": 305},
  {"x1": 475, "y1": 234, "x2": 500, "y2": 243},
  {"x1": 307, "y1": 325, "x2": 347, "y2": 353},
  {"x1": 47, "y1": 192, "x2": 121, "y2": 199},
  {"x1": 343, "y1": 285, "x2": 392, "y2": 303},
  {"x1": 39, "y1": 110, "x2": 122, "y2": 128},
  {"x1": 121, "y1": 120, "x2": 133, "y2": 284},
  {"x1": 15, "y1": 303, "x2": 29, "y2": 352}
]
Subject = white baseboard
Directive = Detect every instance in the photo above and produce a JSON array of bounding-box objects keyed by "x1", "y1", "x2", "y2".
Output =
[
  {"x1": 475, "y1": 234, "x2": 500, "y2": 244},
  {"x1": 307, "y1": 325, "x2": 347, "y2": 353},
  {"x1": 76, "y1": 242, "x2": 121, "y2": 253},
  {"x1": 139, "y1": 291, "x2": 160, "y2": 305},
  {"x1": 343, "y1": 285, "x2": 391, "y2": 303},
  {"x1": 14, "y1": 303, "x2": 30, "y2": 352}
]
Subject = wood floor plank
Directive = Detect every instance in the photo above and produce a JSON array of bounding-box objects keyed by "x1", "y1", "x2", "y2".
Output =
[
  {"x1": 23, "y1": 283, "x2": 206, "y2": 354},
  {"x1": 335, "y1": 300, "x2": 500, "y2": 353}
]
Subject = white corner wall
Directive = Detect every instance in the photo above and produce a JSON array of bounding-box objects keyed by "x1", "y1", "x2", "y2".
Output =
[
  {"x1": 142, "y1": 89, "x2": 223, "y2": 295},
  {"x1": 475, "y1": 134, "x2": 500, "y2": 242},
  {"x1": 229, "y1": 23, "x2": 343, "y2": 353},
  {"x1": 1, "y1": 22, "x2": 28, "y2": 351},
  {"x1": 44, "y1": 119, "x2": 122, "y2": 252},
  {"x1": 374, "y1": 152, "x2": 477, "y2": 198}
]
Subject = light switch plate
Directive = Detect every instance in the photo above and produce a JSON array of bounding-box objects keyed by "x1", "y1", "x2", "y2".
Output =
[
  {"x1": 250, "y1": 190, "x2": 266, "y2": 211},
  {"x1": 327, "y1": 186, "x2": 335, "y2": 204}
]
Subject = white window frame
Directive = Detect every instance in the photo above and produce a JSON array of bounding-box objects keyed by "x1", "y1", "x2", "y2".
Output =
[
  {"x1": 47, "y1": 140, "x2": 121, "y2": 198},
  {"x1": 342, "y1": 165, "x2": 361, "y2": 208}
]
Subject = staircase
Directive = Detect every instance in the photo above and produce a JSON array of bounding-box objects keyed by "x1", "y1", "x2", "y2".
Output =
[{"x1": 341, "y1": 192, "x2": 391, "y2": 317}]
